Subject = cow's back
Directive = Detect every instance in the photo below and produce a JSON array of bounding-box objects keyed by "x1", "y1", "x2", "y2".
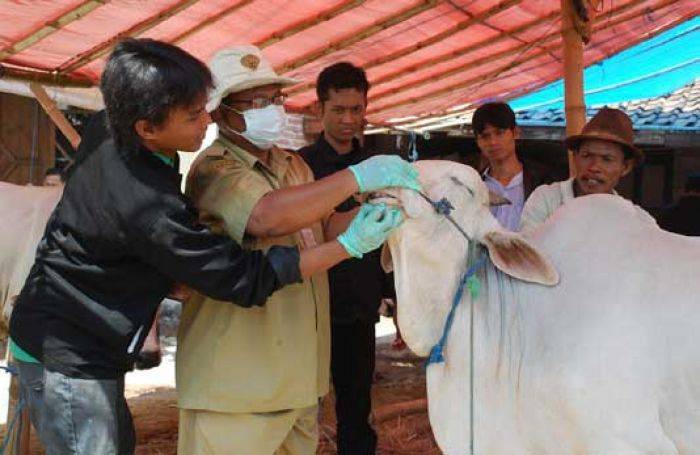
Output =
[
  {"x1": 509, "y1": 194, "x2": 700, "y2": 452},
  {"x1": 0, "y1": 183, "x2": 61, "y2": 337}
]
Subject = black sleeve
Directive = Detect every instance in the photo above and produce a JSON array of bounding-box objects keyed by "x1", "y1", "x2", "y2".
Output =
[{"x1": 134, "y1": 205, "x2": 301, "y2": 307}]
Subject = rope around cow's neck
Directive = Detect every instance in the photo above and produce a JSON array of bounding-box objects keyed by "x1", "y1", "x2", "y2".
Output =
[{"x1": 418, "y1": 191, "x2": 486, "y2": 455}]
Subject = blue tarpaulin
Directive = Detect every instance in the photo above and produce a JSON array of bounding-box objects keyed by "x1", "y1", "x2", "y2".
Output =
[{"x1": 510, "y1": 16, "x2": 700, "y2": 112}]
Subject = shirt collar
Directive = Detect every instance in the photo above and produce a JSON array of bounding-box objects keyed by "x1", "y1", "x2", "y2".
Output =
[
  {"x1": 483, "y1": 168, "x2": 523, "y2": 189},
  {"x1": 215, "y1": 134, "x2": 292, "y2": 179},
  {"x1": 315, "y1": 133, "x2": 363, "y2": 164}
]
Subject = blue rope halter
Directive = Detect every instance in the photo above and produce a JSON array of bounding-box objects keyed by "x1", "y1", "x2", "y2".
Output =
[
  {"x1": 426, "y1": 254, "x2": 486, "y2": 365},
  {"x1": 416, "y1": 190, "x2": 488, "y2": 367}
]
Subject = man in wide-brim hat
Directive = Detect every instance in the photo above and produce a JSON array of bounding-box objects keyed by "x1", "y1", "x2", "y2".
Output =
[{"x1": 520, "y1": 107, "x2": 654, "y2": 233}]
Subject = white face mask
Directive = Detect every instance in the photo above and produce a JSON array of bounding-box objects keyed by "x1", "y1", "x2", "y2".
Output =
[{"x1": 223, "y1": 104, "x2": 286, "y2": 150}]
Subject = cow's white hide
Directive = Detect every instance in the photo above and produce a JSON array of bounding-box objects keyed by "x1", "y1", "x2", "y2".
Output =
[
  {"x1": 0, "y1": 183, "x2": 61, "y2": 337},
  {"x1": 383, "y1": 161, "x2": 700, "y2": 454}
]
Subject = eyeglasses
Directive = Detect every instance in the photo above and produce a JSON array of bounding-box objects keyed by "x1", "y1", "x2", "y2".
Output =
[{"x1": 222, "y1": 94, "x2": 287, "y2": 111}]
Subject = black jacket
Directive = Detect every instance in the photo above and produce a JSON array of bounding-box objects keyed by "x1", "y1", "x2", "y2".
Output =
[
  {"x1": 10, "y1": 138, "x2": 300, "y2": 379},
  {"x1": 658, "y1": 195, "x2": 700, "y2": 236},
  {"x1": 299, "y1": 135, "x2": 392, "y2": 324}
]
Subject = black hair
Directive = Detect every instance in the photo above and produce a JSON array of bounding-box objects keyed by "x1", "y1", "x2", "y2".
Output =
[
  {"x1": 316, "y1": 62, "x2": 370, "y2": 103},
  {"x1": 99, "y1": 38, "x2": 212, "y2": 151},
  {"x1": 472, "y1": 102, "x2": 517, "y2": 136}
]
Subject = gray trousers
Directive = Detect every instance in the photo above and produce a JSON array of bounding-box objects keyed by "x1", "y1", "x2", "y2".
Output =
[{"x1": 16, "y1": 361, "x2": 135, "y2": 455}]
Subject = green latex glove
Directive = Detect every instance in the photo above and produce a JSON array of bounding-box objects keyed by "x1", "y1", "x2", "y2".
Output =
[
  {"x1": 348, "y1": 155, "x2": 421, "y2": 192},
  {"x1": 338, "y1": 203, "x2": 404, "y2": 259}
]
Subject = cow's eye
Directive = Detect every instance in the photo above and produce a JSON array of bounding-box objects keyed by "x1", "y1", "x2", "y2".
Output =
[{"x1": 450, "y1": 176, "x2": 473, "y2": 196}]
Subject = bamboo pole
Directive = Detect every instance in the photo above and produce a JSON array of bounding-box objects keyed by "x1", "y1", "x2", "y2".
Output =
[
  {"x1": 57, "y1": 0, "x2": 201, "y2": 74},
  {"x1": 561, "y1": 0, "x2": 586, "y2": 177},
  {"x1": 257, "y1": 0, "x2": 366, "y2": 49},
  {"x1": 173, "y1": 0, "x2": 365, "y2": 49},
  {"x1": 367, "y1": 47, "x2": 551, "y2": 116},
  {"x1": 275, "y1": 0, "x2": 439, "y2": 74},
  {"x1": 170, "y1": 0, "x2": 256, "y2": 45},
  {"x1": 368, "y1": 0, "x2": 676, "y2": 125},
  {"x1": 286, "y1": 0, "x2": 524, "y2": 95},
  {"x1": 0, "y1": 65, "x2": 94, "y2": 87},
  {"x1": 30, "y1": 83, "x2": 81, "y2": 149},
  {"x1": 290, "y1": 0, "x2": 652, "y2": 106},
  {"x1": 0, "y1": 1, "x2": 106, "y2": 61}
]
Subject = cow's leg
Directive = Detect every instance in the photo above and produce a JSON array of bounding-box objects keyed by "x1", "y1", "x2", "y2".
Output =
[{"x1": 134, "y1": 307, "x2": 161, "y2": 370}]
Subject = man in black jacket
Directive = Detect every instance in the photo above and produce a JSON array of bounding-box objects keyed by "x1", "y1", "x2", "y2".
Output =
[
  {"x1": 300, "y1": 62, "x2": 392, "y2": 455},
  {"x1": 9, "y1": 39, "x2": 419, "y2": 454}
]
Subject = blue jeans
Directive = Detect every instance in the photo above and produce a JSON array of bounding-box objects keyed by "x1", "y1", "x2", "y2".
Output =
[{"x1": 16, "y1": 361, "x2": 135, "y2": 455}]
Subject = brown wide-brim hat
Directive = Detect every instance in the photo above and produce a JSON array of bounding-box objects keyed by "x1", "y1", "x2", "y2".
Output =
[{"x1": 564, "y1": 107, "x2": 644, "y2": 165}]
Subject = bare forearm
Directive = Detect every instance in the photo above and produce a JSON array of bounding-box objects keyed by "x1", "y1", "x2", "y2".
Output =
[
  {"x1": 247, "y1": 169, "x2": 358, "y2": 237},
  {"x1": 299, "y1": 240, "x2": 350, "y2": 278},
  {"x1": 324, "y1": 208, "x2": 359, "y2": 241}
]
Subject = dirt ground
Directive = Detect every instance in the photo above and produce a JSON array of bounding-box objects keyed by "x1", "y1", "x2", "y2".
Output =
[{"x1": 8, "y1": 341, "x2": 440, "y2": 454}]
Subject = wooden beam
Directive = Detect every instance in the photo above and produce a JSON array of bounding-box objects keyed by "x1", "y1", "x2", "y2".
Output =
[
  {"x1": 561, "y1": 0, "x2": 586, "y2": 176},
  {"x1": 366, "y1": 0, "x2": 676, "y2": 119},
  {"x1": 366, "y1": 15, "x2": 560, "y2": 102},
  {"x1": 378, "y1": 0, "x2": 684, "y2": 129},
  {"x1": 30, "y1": 83, "x2": 81, "y2": 149},
  {"x1": 367, "y1": 47, "x2": 550, "y2": 116},
  {"x1": 275, "y1": 0, "x2": 439, "y2": 74},
  {"x1": 0, "y1": 1, "x2": 106, "y2": 61},
  {"x1": 57, "y1": 0, "x2": 201, "y2": 74},
  {"x1": 286, "y1": 0, "x2": 523, "y2": 95},
  {"x1": 0, "y1": 65, "x2": 94, "y2": 87},
  {"x1": 257, "y1": 0, "x2": 366, "y2": 49},
  {"x1": 171, "y1": 0, "x2": 256, "y2": 45}
]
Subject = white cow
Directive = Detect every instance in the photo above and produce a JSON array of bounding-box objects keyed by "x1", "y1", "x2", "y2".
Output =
[
  {"x1": 0, "y1": 182, "x2": 62, "y2": 338},
  {"x1": 381, "y1": 161, "x2": 700, "y2": 454}
]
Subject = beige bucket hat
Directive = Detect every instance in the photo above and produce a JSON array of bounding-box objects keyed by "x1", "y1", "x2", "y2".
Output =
[{"x1": 206, "y1": 45, "x2": 299, "y2": 112}]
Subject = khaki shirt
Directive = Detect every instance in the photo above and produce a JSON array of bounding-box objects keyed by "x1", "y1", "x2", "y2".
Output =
[
  {"x1": 520, "y1": 179, "x2": 655, "y2": 235},
  {"x1": 176, "y1": 136, "x2": 330, "y2": 413}
]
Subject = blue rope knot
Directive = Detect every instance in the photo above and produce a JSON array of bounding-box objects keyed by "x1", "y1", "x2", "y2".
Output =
[
  {"x1": 426, "y1": 256, "x2": 486, "y2": 366},
  {"x1": 432, "y1": 197, "x2": 454, "y2": 216}
]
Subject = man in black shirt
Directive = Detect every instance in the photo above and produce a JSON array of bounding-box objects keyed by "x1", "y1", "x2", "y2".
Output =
[
  {"x1": 9, "y1": 40, "x2": 419, "y2": 454},
  {"x1": 658, "y1": 173, "x2": 700, "y2": 236},
  {"x1": 300, "y1": 62, "x2": 390, "y2": 454}
]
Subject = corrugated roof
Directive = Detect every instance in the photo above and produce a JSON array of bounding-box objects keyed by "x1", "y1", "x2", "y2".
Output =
[
  {"x1": 1, "y1": 1, "x2": 698, "y2": 125},
  {"x1": 517, "y1": 78, "x2": 700, "y2": 131}
]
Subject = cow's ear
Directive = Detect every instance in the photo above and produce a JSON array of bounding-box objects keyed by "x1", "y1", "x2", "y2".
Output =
[
  {"x1": 481, "y1": 230, "x2": 559, "y2": 286},
  {"x1": 380, "y1": 245, "x2": 393, "y2": 273}
]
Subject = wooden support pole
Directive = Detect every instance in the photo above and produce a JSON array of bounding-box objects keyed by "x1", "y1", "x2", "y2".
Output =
[
  {"x1": 561, "y1": 0, "x2": 586, "y2": 177},
  {"x1": 30, "y1": 83, "x2": 81, "y2": 149}
]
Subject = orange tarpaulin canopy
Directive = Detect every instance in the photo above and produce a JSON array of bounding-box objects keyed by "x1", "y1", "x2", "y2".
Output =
[{"x1": 1, "y1": 0, "x2": 697, "y2": 126}]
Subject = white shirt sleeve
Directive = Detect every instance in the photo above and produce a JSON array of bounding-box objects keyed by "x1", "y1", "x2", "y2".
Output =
[{"x1": 519, "y1": 184, "x2": 560, "y2": 235}]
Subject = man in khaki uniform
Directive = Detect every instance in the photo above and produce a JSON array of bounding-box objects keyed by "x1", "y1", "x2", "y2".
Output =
[{"x1": 177, "y1": 46, "x2": 415, "y2": 454}]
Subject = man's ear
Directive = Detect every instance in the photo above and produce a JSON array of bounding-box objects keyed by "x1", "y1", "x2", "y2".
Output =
[
  {"x1": 479, "y1": 230, "x2": 559, "y2": 286},
  {"x1": 621, "y1": 158, "x2": 634, "y2": 178},
  {"x1": 134, "y1": 119, "x2": 158, "y2": 142},
  {"x1": 513, "y1": 126, "x2": 521, "y2": 140}
]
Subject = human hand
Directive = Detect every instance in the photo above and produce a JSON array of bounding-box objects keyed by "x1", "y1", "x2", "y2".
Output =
[
  {"x1": 348, "y1": 155, "x2": 421, "y2": 192},
  {"x1": 337, "y1": 203, "x2": 404, "y2": 258}
]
